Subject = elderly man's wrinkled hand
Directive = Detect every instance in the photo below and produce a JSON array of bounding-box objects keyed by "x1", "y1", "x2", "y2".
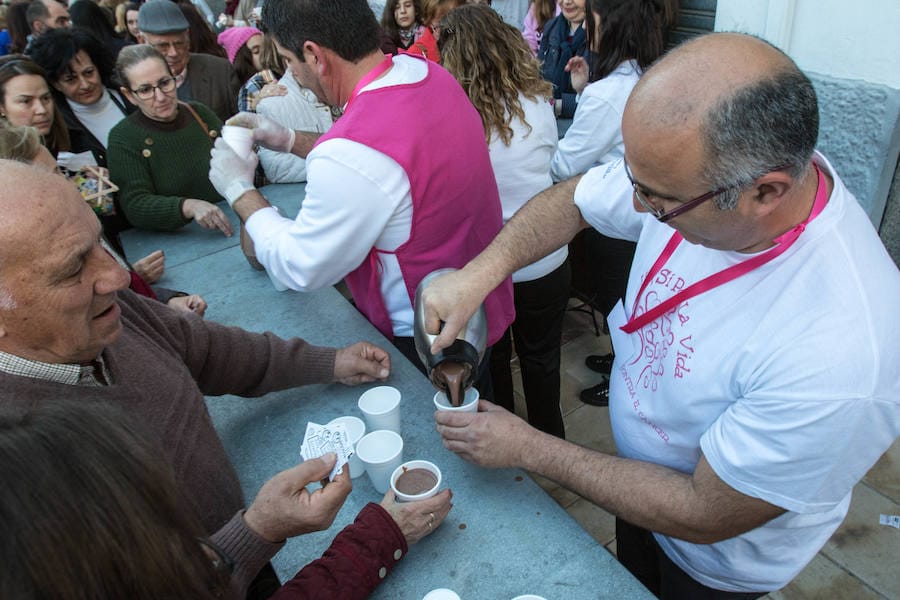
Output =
[
  {"x1": 333, "y1": 342, "x2": 391, "y2": 385},
  {"x1": 380, "y1": 488, "x2": 452, "y2": 545},
  {"x1": 434, "y1": 400, "x2": 527, "y2": 468},
  {"x1": 226, "y1": 111, "x2": 295, "y2": 153},
  {"x1": 132, "y1": 249, "x2": 165, "y2": 284},
  {"x1": 209, "y1": 138, "x2": 258, "y2": 207},
  {"x1": 167, "y1": 293, "x2": 207, "y2": 317},
  {"x1": 244, "y1": 453, "x2": 352, "y2": 543}
]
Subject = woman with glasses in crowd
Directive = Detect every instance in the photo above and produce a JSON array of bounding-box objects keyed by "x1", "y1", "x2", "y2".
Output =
[
  {"x1": 439, "y1": 4, "x2": 570, "y2": 439},
  {"x1": 107, "y1": 44, "x2": 232, "y2": 236}
]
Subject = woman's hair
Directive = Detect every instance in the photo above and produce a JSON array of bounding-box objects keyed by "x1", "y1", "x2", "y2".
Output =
[
  {"x1": 420, "y1": 0, "x2": 463, "y2": 26},
  {"x1": 5, "y1": 2, "x2": 31, "y2": 54},
  {"x1": 0, "y1": 123, "x2": 43, "y2": 162},
  {"x1": 232, "y1": 41, "x2": 258, "y2": 84},
  {"x1": 439, "y1": 4, "x2": 552, "y2": 146},
  {"x1": 381, "y1": 0, "x2": 422, "y2": 45},
  {"x1": 115, "y1": 44, "x2": 171, "y2": 89},
  {"x1": 69, "y1": 0, "x2": 123, "y2": 47},
  {"x1": 533, "y1": 0, "x2": 558, "y2": 34},
  {"x1": 0, "y1": 55, "x2": 70, "y2": 154},
  {"x1": 0, "y1": 402, "x2": 226, "y2": 599},
  {"x1": 257, "y1": 33, "x2": 285, "y2": 78},
  {"x1": 177, "y1": 2, "x2": 228, "y2": 58},
  {"x1": 120, "y1": 2, "x2": 141, "y2": 42},
  {"x1": 28, "y1": 27, "x2": 118, "y2": 90},
  {"x1": 585, "y1": 0, "x2": 676, "y2": 81}
]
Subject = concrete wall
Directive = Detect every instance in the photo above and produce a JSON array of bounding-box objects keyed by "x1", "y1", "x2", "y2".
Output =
[{"x1": 714, "y1": 0, "x2": 900, "y2": 265}]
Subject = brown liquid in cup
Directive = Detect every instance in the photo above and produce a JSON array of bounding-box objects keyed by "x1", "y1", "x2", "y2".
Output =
[
  {"x1": 395, "y1": 467, "x2": 438, "y2": 495},
  {"x1": 432, "y1": 361, "x2": 470, "y2": 407}
]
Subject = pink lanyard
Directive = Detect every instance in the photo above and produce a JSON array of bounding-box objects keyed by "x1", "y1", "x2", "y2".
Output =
[
  {"x1": 343, "y1": 56, "x2": 393, "y2": 113},
  {"x1": 621, "y1": 164, "x2": 828, "y2": 334}
]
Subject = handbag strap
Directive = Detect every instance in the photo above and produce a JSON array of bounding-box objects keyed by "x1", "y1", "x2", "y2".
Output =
[{"x1": 179, "y1": 101, "x2": 215, "y2": 144}]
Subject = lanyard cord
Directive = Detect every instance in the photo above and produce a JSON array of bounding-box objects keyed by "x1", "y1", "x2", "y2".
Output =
[{"x1": 621, "y1": 164, "x2": 828, "y2": 334}]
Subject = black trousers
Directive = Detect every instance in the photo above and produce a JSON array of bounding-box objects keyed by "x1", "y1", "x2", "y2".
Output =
[
  {"x1": 489, "y1": 259, "x2": 571, "y2": 439},
  {"x1": 616, "y1": 519, "x2": 767, "y2": 600}
]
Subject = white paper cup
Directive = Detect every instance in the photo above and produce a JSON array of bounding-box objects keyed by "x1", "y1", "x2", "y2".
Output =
[
  {"x1": 358, "y1": 386, "x2": 401, "y2": 433},
  {"x1": 327, "y1": 416, "x2": 366, "y2": 479},
  {"x1": 390, "y1": 460, "x2": 441, "y2": 502},
  {"x1": 222, "y1": 125, "x2": 255, "y2": 160},
  {"x1": 511, "y1": 596, "x2": 547, "y2": 600},
  {"x1": 433, "y1": 387, "x2": 479, "y2": 413},
  {"x1": 422, "y1": 590, "x2": 461, "y2": 600},
  {"x1": 355, "y1": 430, "x2": 403, "y2": 493}
]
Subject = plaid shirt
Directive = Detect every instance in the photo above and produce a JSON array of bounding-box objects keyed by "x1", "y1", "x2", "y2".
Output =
[{"x1": 0, "y1": 350, "x2": 111, "y2": 387}]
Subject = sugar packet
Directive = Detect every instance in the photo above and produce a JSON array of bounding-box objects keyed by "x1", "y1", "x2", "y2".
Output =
[{"x1": 300, "y1": 421, "x2": 354, "y2": 482}]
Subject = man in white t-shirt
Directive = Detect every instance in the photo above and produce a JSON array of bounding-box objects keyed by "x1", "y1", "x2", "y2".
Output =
[{"x1": 421, "y1": 32, "x2": 900, "y2": 597}]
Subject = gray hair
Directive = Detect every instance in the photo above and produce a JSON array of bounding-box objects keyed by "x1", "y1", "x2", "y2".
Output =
[
  {"x1": 114, "y1": 43, "x2": 171, "y2": 89},
  {"x1": 701, "y1": 68, "x2": 819, "y2": 210}
]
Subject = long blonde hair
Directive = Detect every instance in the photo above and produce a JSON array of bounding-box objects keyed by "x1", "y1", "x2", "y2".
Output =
[{"x1": 438, "y1": 4, "x2": 552, "y2": 146}]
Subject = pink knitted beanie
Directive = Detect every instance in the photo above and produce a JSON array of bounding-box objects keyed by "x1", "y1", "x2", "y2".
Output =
[{"x1": 217, "y1": 26, "x2": 263, "y2": 64}]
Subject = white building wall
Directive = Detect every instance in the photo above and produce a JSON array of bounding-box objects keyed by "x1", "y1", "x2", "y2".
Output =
[{"x1": 715, "y1": 0, "x2": 900, "y2": 89}]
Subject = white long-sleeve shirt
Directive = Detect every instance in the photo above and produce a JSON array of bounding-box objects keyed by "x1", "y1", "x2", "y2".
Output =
[
  {"x1": 247, "y1": 56, "x2": 428, "y2": 337},
  {"x1": 550, "y1": 60, "x2": 640, "y2": 182}
]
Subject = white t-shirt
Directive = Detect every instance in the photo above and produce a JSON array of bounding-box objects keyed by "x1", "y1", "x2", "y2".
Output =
[
  {"x1": 488, "y1": 93, "x2": 567, "y2": 282},
  {"x1": 550, "y1": 60, "x2": 640, "y2": 182},
  {"x1": 246, "y1": 55, "x2": 426, "y2": 337},
  {"x1": 574, "y1": 154, "x2": 900, "y2": 592}
]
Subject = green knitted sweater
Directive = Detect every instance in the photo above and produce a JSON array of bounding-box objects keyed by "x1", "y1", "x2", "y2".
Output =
[{"x1": 108, "y1": 102, "x2": 224, "y2": 231}]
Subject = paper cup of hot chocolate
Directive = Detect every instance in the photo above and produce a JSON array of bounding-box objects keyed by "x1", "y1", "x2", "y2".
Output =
[
  {"x1": 510, "y1": 596, "x2": 548, "y2": 600},
  {"x1": 358, "y1": 386, "x2": 401, "y2": 433},
  {"x1": 327, "y1": 415, "x2": 366, "y2": 479},
  {"x1": 390, "y1": 460, "x2": 441, "y2": 502},
  {"x1": 355, "y1": 430, "x2": 403, "y2": 494},
  {"x1": 221, "y1": 125, "x2": 255, "y2": 160},
  {"x1": 433, "y1": 387, "x2": 479, "y2": 413}
]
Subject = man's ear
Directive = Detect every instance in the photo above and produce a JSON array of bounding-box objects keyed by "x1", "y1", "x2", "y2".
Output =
[
  {"x1": 31, "y1": 20, "x2": 45, "y2": 35},
  {"x1": 746, "y1": 169, "x2": 794, "y2": 217},
  {"x1": 304, "y1": 41, "x2": 328, "y2": 76}
]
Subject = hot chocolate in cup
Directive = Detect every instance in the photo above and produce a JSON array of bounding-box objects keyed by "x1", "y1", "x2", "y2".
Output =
[
  {"x1": 433, "y1": 387, "x2": 479, "y2": 413},
  {"x1": 390, "y1": 459, "x2": 441, "y2": 501}
]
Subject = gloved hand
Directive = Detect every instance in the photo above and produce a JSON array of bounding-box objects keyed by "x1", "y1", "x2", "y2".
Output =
[
  {"x1": 209, "y1": 137, "x2": 258, "y2": 207},
  {"x1": 226, "y1": 112, "x2": 296, "y2": 153}
]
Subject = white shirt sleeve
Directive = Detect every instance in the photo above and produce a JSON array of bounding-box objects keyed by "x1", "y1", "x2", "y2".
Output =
[
  {"x1": 246, "y1": 138, "x2": 411, "y2": 291},
  {"x1": 573, "y1": 159, "x2": 644, "y2": 242},
  {"x1": 551, "y1": 89, "x2": 626, "y2": 182}
]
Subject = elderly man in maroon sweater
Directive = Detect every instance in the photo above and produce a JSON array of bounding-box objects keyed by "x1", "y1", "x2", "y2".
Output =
[{"x1": 0, "y1": 160, "x2": 452, "y2": 599}]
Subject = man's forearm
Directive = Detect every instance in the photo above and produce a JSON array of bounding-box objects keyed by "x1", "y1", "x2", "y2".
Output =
[
  {"x1": 232, "y1": 189, "x2": 272, "y2": 223},
  {"x1": 521, "y1": 431, "x2": 783, "y2": 544},
  {"x1": 292, "y1": 130, "x2": 323, "y2": 159},
  {"x1": 465, "y1": 176, "x2": 589, "y2": 292}
]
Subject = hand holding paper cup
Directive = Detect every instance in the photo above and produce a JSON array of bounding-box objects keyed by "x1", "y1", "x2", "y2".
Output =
[
  {"x1": 221, "y1": 124, "x2": 255, "y2": 160},
  {"x1": 433, "y1": 387, "x2": 479, "y2": 413}
]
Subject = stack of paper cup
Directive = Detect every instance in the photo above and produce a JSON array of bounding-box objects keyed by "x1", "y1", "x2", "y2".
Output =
[
  {"x1": 357, "y1": 386, "x2": 402, "y2": 433},
  {"x1": 327, "y1": 416, "x2": 366, "y2": 479},
  {"x1": 355, "y1": 430, "x2": 403, "y2": 493}
]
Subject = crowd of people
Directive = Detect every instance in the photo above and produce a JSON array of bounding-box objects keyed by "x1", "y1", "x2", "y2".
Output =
[{"x1": 1, "y1": 0, "x2": 898, "y2": 598}]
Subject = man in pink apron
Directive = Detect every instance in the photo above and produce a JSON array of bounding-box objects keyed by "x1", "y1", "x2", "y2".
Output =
[
  {"x1": 423, "y1": 33, "x2": 900, "y2": 597},
  {"x1": 209, "y1": 0, "x2": 513, "y2": 393}
]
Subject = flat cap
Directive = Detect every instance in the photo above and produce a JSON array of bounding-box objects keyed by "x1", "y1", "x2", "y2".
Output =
[{"x1": 138, "y1": 0, "x2": 189, "y2": 34}]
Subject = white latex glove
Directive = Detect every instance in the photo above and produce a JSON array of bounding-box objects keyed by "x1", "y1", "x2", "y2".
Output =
[
  {"x1": 209, "y1": 137, "x2": 258, "y2": 207},
  {"x1": 226, "y1": 111, "x2": 296, "y2": 153}
]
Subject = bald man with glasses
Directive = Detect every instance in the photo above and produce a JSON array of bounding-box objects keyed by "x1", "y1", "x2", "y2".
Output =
[{"x1": 422, "y1": 32, "x2": 900, "y2": 598}]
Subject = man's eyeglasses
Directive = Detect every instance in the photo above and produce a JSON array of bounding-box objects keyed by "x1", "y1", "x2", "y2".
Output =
[
  {"x1": 623, "y1": 160, "x2": 737, "y2": 223},
  {"x1": 130, "y1": 77, "x2": 176, "y2": 100}
]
